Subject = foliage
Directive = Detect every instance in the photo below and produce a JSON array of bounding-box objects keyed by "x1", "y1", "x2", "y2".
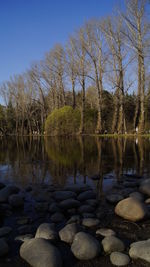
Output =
[{"x1": 45, "y1": 106, "x2": 80, "y2": 136}]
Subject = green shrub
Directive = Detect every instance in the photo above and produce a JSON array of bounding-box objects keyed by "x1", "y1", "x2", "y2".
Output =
[{"x1": 45, "y1": 106, "x2": 80, "y2": 136}]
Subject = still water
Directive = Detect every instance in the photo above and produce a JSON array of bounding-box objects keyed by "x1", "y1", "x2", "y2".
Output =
[{"x1": 0, "y1": 136, "x2": 150, "y2": 190}]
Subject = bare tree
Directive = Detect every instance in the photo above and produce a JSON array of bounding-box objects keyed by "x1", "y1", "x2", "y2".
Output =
[{"x1": 122, "y1": 0, "x2": 149, "y2": 133}]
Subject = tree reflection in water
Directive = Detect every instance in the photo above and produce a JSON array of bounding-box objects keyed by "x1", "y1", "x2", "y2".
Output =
[{"x1": 0, "y1": 136, "x2": 150, "y2": 192}]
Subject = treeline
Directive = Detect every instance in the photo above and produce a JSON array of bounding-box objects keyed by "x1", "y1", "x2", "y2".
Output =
[{"x1": 0, "y1": 0, "x2": 150, "y2": 136}]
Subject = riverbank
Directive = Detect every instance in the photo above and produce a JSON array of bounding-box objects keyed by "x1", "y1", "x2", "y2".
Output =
[{"x1": 0, "y1": 174, "x2": 150, "y2": 266}]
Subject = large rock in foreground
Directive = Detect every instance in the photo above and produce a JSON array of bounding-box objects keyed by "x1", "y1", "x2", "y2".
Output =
[
  {"x1": 129, "y1": 239, "x2": 150, "y2": 263},
  {"x1": 20, "y1": 238, "x2": 62, "y2": 267},
  {"x1": 115, "y1": 197, "x2": 147, "y2": 222},
  {"x1": 71, "y1": 232, "x2": 100, "y2": 260}
]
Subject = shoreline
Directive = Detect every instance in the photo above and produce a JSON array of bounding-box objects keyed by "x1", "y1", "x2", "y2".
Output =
[{"x1": 0, "y1": 174, "x2": 150, "y2": 266}]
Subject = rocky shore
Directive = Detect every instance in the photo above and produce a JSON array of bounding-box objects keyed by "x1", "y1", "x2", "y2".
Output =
[{"x1": 0, "y1": 174, "x2": 150, "y2": 267}]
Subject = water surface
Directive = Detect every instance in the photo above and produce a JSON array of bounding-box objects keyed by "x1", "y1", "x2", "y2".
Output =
[{"x1": 0, "y1": 136, "x2": 150, "y2": 190}]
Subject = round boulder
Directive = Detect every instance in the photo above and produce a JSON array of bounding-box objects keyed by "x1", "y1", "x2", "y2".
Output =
[
  {"x1": 20, "y1": 238, "x2": 62, "y2": 267},
  {"x1": 115, "y1": 197, "x2": 147, "y2": 222},
  {"x1": 59, "y1": 223, "x2": 81, "y2": 244},
  {"x1": 129, "y1": 239, "x2": 150, "y2": 263},
  {"x1": 110, "y1": 252, "x2": 130, "y2": 266},
  {"x1": 71, "y1": 232, "x2": 101, "y2": 260},
  {"x1": 102, "y1": 236, "x2": 125, "y2": 253},
  {"x1": 35, "y1": 223, "x2": 58, "y2": 240}
]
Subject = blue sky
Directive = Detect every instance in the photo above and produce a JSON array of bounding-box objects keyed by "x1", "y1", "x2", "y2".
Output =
[{"x1": 0, "y1": 0, "x2": 123, "y2": 85}]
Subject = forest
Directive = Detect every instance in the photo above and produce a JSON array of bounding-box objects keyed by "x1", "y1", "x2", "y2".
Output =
[{"x1": 0, "y1": 0, "x2": 150, "y2": 136}]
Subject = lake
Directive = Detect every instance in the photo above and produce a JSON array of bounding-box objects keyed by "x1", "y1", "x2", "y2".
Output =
[{"x1": 0, "y1": 136, "x2": 150, "y2": 191}]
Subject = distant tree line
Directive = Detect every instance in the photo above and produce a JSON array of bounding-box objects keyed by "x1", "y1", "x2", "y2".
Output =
[{"x1": 0, "y1": 0, "x2": 150, "y2": 136}]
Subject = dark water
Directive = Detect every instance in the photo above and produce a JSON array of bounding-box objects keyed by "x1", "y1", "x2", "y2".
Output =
[{"x1": 0, "y1": 136, "x2": 150, "y2": 190}]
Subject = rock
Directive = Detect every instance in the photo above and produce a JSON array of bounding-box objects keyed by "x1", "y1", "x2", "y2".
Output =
[
  {"x1": 129, "y1": 239, "x2": 150, "y2": 263},
  {"x1": 85, "y1": 199, "x2": 98, "y2": 207},
  {"x1": 51, "y1": 212, "x2": 65, "y2": 223},
  {"x1": 17, "y1": 217, "x2": 30, "y2": 225},
  {"x1": 82, "y1": 213, "x2": 95, "y2": 218},
  {"x1": 35, "y1": 223, "x2": 58, "y2": 240},
  {"x1": 78, "y1": 205, "x2": 94, "y2": 214},
  {"x1": 59, "y1": 223, "x2": 81, "y2": 244},
  {"x1": 20, "y1": 238, "x2": 62, "y2": 267},
  {"x1": 9, "y1": 194, "x2": 24, "y2": 208},
  {"x1": 123, "y1": 181, "x2": 138, "y2": 188},
  {"x1": 145, "y1": 198, "x2": 150, "y2": 204},
  {"x1": 67, "y1": 208, "x2": 76, "y2": 215},
  {"x1": 82, "y1": 218, "x2": 100, "y2": 227},
  {"x1": 18, "y1": 225, "x2": 34, "y2": 235},
  {"x1": 96, "y1": 228, "x2": 116, "y2": 237},
  {"x1": 35, "y1": 202, "x2": 49, "y2": 212},
  {"x1": 0, "y1": 227, "x2": 12, "y2": 237},
  {"x1": 0, "y1": 238, "x2": 9, "y2": 256},
  {"x1": 53, "y1": 191, "x2": 77, "y2": 201},
  {"x1": 67, "y1": 215, "x2": 81, "y2": 224},
  {"x1": 0, "y1": 185, "x2": 20, "y2": 203},
  {"x1": 102, "y1": 236, "x2": 125, "y2": 253},
  {"x1": 129, "y1": 192, "x2": 144, "y2": 201},
  {"x1": 59, "y1": 199, "x2": 80, "y2": 210},
  {"x1": 106, "y1": 194, "x2": 123, "y2": 204},
  {"x1": 64, "y1": 185, "x2": 91, "y2": 194},
  {"x1": 139, "y1": 179, "x2": 150, "y2": 196},
  {"x1": 77, "y1": 191, "x2": 96, "y2": 201},
  {"x1": 71, "y1": 232, "x2": 101, "y2": 260},
  {"x1": 15, "y1": 234, "x2": 33, "y2": 242},
  {"x1": 110, "y1": 252, "x2": 130, "y2": 266},
  {"x1": 115, "y1": 197, "x2": 147, "y2": 222},
  {"x1": 49, "y1": 203, "x2": 60, "y2": 213}
]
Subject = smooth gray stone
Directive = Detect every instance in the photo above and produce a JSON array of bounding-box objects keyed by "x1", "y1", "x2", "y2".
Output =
[
  {"x1": 20, "y1": 238, "x2": 62, "y2": 267},
  {"x1": 77, "y1": 191, "x2": 96, "y2": 201},
  {"x1": 78, "y1": 205, "x2": 94, "y2": 214},
  {"x1": 49, "y1": 203, "x2": 60, "y2": 213},
  {"x1": 82, "y1": 218, "x2": 100, "y2": 227},
  {"x1": 106, "y1": 194, "x2": 123, "y2": 204},
  {"x1": 67, "y1": 215, "x2": 81, "y2": 224},
  {"x1": 82, "y1": 213, "x2": 95, "y2": 218},
  {"x1": 59, "y1": 223, "x2": 81, "y2": 244},
  {"x1": 59, "y1": 199, "x2": 80, "y2": 209},
  {"x1": 71, "y1": 232, "x2": 101, "y2": 260},
  {"x1": 85, "y1": 199, "x2": 98, "y2": 207},
  {"x1": 110, "y1": 252, "x2": 130, "y2": 266},
  {"x1": 96, "y1": 228, "x2": 116, "y2": 237},
  {"x1": 34, "y1": 202, "x2": 49, "y2": 212},
  {"x1": 51, "y1": 212, "x2": 65, "y2": 223},
  {"x1": 129, "y1": 239, "x2": 150, "y2": 263},
  {"x1": 64, "y1": 185, "x2": 91, "y2": 194},
  {"x1": 102, "y1": 236, "x2": 125, "y2": 253},
  {"x1": 53, "y1": 191, "x2": 77, "y2": 201},
  {"x1": 35, "y1": 223, "x2": 58, "y2": 240}
]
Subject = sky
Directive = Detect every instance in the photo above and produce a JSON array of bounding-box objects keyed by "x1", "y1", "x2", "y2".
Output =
[{"x1": 0, "y1": 0, "x2": 123, "y2": 86}]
